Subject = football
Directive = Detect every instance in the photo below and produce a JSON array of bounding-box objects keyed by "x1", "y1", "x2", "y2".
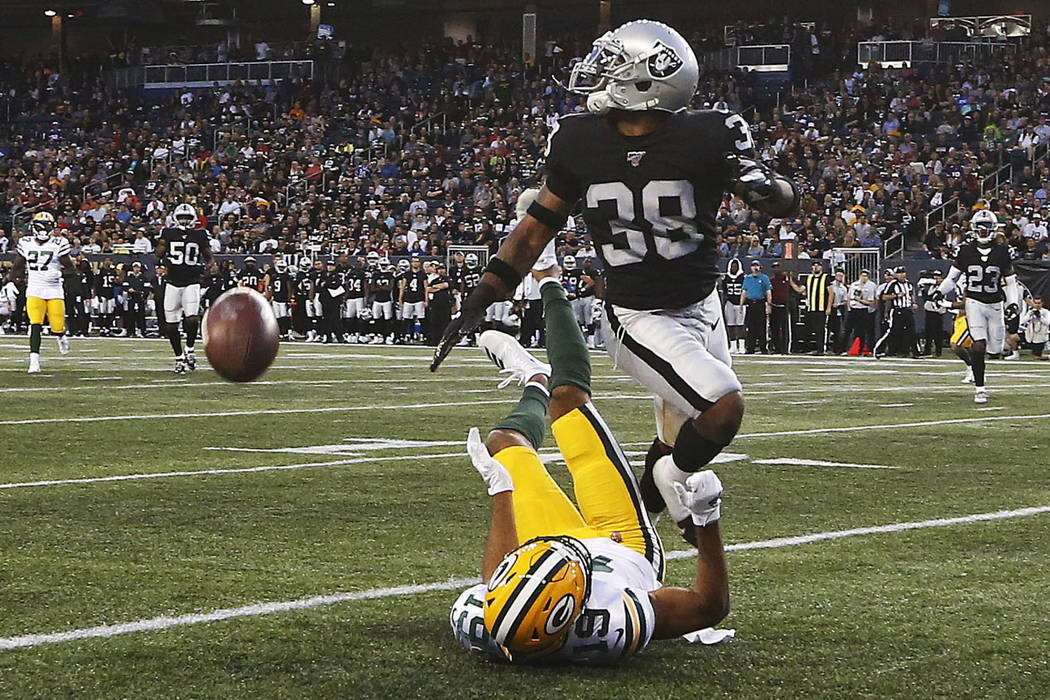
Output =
[{"x1": 202, "y1": 288, "x2": 280, "y2": 382}]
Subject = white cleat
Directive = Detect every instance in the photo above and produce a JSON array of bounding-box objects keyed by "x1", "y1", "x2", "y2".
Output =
[
  {"x1": 1004, "y1": 351, "x2": 1020, "y2": 361},
  {"x1": 478, "y1": 330, "x2": 551, "y2": 388},
  {"x1": 962, "y1": 367, "x2": 974, "y2": 384},
  {"x1": 185, "y1": 349, "x2": 197, "y2": 371},
  {"x1": 57, "y1": 334, "x2": 70, "y2": 355},
  {"x1": 28, "y1": 353, "x2": 41, "y2": 374},
  {"x1": 974, "y1": 387, "x2": 988, "y2": 404}
]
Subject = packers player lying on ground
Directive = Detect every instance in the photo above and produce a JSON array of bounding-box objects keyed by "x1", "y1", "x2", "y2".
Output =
[{"x1": 450, "y1": 264, "x2": 729, "y2": 663}]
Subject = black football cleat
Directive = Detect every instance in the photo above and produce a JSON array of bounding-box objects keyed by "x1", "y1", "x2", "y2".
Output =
[{"x1": 639, "y1": 436, "x2": 672, "y2": 514}]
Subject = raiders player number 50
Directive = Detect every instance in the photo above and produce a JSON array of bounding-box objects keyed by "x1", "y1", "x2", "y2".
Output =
[{"x1": 431, "y1": 19, "x2": 799, "y2": 543}]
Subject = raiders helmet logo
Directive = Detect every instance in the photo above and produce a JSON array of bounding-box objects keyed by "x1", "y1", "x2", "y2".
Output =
[
  {"x1": 626, "y1": 151, "x2": 647, "y2": 167},
  {"x1": 648, "y1": 41, "x2": 684, "y2": 79}
]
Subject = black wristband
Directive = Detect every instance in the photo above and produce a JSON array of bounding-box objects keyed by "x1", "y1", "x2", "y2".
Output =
[
  {"x1": 527, "y1": 200, "x2": 568, "y2": 231},
  {"x1": 484, "y1": 257, "x2": 523, "y2": 291}
]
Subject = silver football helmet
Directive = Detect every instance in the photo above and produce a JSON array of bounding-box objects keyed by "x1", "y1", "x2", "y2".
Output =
[
  {"x1": 562, "y1": 255, "x2": 576, "y2": 270},
  {"x1": 970, "y1": 209, "x2": 999, "y2": 246},
  {"x1": 173, "y1": 203, "x2": 197, "y2": 229},
  {"x1": 568, "y1": 20, "x2": 698, "y2": 115},
  {"x1": 465, "y1": 253, "x2": 479, "y2": 269}
]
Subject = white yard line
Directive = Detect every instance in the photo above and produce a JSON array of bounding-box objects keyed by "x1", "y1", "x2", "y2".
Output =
[
  {"x1": 752, "y1": 458, "x2": 898, "y2": 470},
  {"x1": 878, "y1": 403, "x2": 915, "y2": 408},
  {"x1": 0, "y1": 453, "x2": 466, "y2": 490},
  {"x1": 1, "y1": 504, "x2": 1046, "y2": 651},
  {"x1": 736, "y1": 412, "x2": 1050, "y2": 439}
]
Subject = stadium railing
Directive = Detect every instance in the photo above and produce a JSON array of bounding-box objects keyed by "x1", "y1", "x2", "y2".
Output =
[
  {"x1": 104, "y1": 60, "x2": 314, "y2": 90},
  {"x1": 856, "y1": 40, "x2": 1008, "y2": 68}
]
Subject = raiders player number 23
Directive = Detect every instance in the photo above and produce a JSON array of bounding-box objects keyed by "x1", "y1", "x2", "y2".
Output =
[
  {"x1": 432, "y1": 19, "x2": 799, "y2": 543},
  {"x1": 936, "y1": 209, "x2": 1020, "y2": 403}
]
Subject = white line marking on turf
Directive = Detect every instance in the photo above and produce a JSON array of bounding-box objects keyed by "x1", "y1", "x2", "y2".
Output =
[
  {"x1": 1, "y1": 505, "x2": 1046, "y2": 651},
  {"x1": 0, "y1": 453, "x2": 465, "y2": 490},
  {"x1": 975, "y1": 406, "x2": 1005, "y2": 411},
  {"x1": 735, "y1": 412, "x2": 1050, "y2": 439},
  {"x1": 878, "y1": 403, "x2": 914, "y2": 408},
  {"x1": 753, "y1": 458, "x2": 898, "y2": 470}
]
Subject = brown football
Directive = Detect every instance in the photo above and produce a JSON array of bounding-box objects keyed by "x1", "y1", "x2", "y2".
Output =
[{"x1": 202, "y1": 288, "x2": 280, "y2": 382}]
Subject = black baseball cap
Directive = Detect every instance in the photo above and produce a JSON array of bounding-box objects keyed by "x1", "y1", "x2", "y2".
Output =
[
  {"x1": 894, "y1": 266, "x2": 907, "y2": 273},
  {"x1": 859, "y1": 268, "x2": 870, "y2": 275}
]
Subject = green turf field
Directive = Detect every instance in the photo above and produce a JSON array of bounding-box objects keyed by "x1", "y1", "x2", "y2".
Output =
[{"x1": 1, "y1": 337, "x2": 1049, "y2": 698}]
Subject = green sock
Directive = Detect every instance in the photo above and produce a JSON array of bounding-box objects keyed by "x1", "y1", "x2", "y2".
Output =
[
  {"x1": 29, "y1": 325, "x2": 42, "y2": 354},
  {"x1": 540, "y1": 280, "x2": 591, "y2": 395},
  {"x1": 495, "y1": 383, "x2": 550, "y2": 449}
]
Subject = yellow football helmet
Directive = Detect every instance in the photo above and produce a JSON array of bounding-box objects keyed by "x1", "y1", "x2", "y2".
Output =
[
  {"x1": 483, "y1": 535, "x2": 592, "y2": 660},
  {"x1": 31, "y1": 212, "x2": 56, "y2": 241}
]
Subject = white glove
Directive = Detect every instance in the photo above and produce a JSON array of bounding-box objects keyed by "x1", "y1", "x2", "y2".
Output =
[
  {"x1": 466, "y1": 427, "x2": 514, "y2": 496},
  {"x1": 672, "y1": 470, "x2": 723, "y2": 527}
]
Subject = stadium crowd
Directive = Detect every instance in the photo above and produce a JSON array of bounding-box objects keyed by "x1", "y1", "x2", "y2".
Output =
[{"x1": 2, "y1": 17, "x2": 1050, "y2": 353}]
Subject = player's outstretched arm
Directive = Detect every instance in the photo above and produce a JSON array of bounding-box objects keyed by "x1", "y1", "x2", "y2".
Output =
[
  {"x1": 430, "y1": 186, "x2": 572, "y2": 371},
  {"x1": 649, "y1": 471, "x2": 730, "y2": 638},
  {"x1": 466, "y1": 427, "x2": 519, "y2": 579}
]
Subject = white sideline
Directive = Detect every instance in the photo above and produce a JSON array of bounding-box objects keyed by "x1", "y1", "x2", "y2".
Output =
[{"x1": 1, "y1": 504, "x2": 1047, "y2": 651}]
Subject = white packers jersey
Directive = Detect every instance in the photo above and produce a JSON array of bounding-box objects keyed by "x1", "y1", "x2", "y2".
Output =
[
  {"x1": 17, "y1": 236, "x2": 70, "y2": 299},
  {"x1": 450, "y1": 537, "x2": 660, "y2": 664}
]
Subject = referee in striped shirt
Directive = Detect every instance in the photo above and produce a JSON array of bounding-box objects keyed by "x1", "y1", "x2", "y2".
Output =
[{"x1": 874, "y1": 266, "x2": 920, "y2": 359}]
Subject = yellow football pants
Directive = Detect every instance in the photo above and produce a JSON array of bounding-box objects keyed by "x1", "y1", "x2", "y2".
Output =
[
  {"x1": 951, "y1": 315, "x2": 972, "y2": 349},
  {"x1": 494, "y1": 402, "x2": 664, "y2": 580},
  {"x1": 26, "y1": 297, "x2": 66, "y2": 334}
]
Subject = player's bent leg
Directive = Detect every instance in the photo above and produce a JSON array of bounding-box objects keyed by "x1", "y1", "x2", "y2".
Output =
[{"x1": 551, "y1": 404, "x2": 664, "y2": 580}]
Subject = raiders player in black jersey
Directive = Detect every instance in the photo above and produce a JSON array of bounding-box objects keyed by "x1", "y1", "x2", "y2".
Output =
[
  {"x1": 293, "y1": 258, "x2": 315, "y2": 340},
  {"x1": 342, "y1": 258, "x2": 367, "y2": 343},
  {"x1": 238, "y1": 256, "x2": 263, "y2": 292},
  {"x1": 93, "y1": 258, "x2": 119, "y2": 336},
  {"x1": 432, "y1": 19, "x2": 799, "y2": 543},
  {"x1": 935, "y1": 209, "x2": 1021, "y2": 403},
  {"x1": 367, "y1": 258, "x2": 395, "y2": 344},
  {"x1": 154, "y1": 203, "x2": 213, "y2": 374},
  {"x1": 720, "y1": 258, "x2": 746, "y2": 354},
  {"x1": 265, "y1": 254, "x2": 294, "y2": 340},
  {"x1": 399, "y1": 257, "x2": 428, "y2": 343}
]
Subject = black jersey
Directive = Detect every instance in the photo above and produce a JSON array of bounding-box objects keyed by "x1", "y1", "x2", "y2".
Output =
[
  {"x1": 723, "y1": 270, "x2": 744, "y2": 301},
  {"x1": 160, "y1": 227, "x2": 210, "y2": 287},
  {"x1": 462, "y1": 266, "x2": 482, "y2": 294},
  {"x1": 343, "y1": 267, "x2": 366, "y2": 299},
  {"x1": 563, "y1": 268, "x2": 584, "y2": 298},
  {"x1": 402, "y1": 269, "x2": 427, "y2": 303},
  {"x1": 94, "y1": 267, "x2": 118, "y2": 298},
  {"x1": 952, "y1": 243, "x2": 1014, "y2": 304},
  {"x1": 239, "y1": 266, "x2": 263, "y2": 291},
  {"x1": 320, "y1": 271, "x2": 345, "y2": 307},
  {"x1": 269, "y1": 272, "x2": 292, "y2": 303},
  {"x1": 544, "y1": 110, "x2": 759, "y2": 310},
  {"x1": 368, "y1": 269, "x2": 394, "y2": 303},
  {"x1": 449, "y1": 264, "x2": 468, "y2": 293},
  {"x1": 295, "y1": 271, "x2": 315, "y2": 299}
]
